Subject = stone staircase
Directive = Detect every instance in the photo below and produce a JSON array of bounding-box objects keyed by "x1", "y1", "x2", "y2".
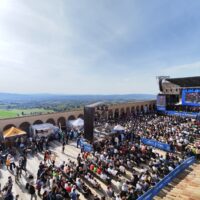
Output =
[{"x1": 154, "y1": 162, "x2": 200, "y2": 200}]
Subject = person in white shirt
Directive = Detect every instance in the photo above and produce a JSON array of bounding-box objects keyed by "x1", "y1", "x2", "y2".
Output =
[
  {"x1": 111, "y1": 168, "x2": 118, "y2": 176},
  {"x1": 114, "y1": 148, "x2": 118, "y2": 154},
  {"x1": 121, "y1": 182, "x2": 128, "y2": 192},
  {"x1": 116, "y1": 180, "x2": 122, "y2": 191},
  {"x1": 119, "y1": 165, "x2": 125, "y2": 174},
  {"x1": 114, "y1": 136, "x2": 119, "y2": 146},
  {"x1": 115, "y1": 194, "x2": 122, "y2": 200},
  {"x1": 168, "y1": 165, "x2": 174, "y2": 172},
  {"x1": 100, "y1": 172, "x2": 108, "y2": 181},
  {"x1": 100, "y1": 154, "x2": 105, "y2": 161},
  {"x1": 136, "y1": 182, "x2": 142, "y2": 191}
]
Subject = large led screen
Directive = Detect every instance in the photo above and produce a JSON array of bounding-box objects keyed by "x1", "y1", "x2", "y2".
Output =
[
  {"x1": 157, "y1": 95, "x2": 166, "y2": 111},
  {"x1": 182, "y1": 89, "x2": 200, "y2": 106}
]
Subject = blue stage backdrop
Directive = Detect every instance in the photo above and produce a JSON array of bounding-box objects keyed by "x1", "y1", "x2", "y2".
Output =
[{"x1": 137, "y1": 156, "x2": 196, "y2": 200}]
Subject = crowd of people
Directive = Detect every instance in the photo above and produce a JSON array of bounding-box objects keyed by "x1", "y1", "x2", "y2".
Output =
[
  {"x1": 0, "y1": 111, "x2": 199, "y2": 200},
  {"x1": 80, "y1": 135, "x2": 185, "y2": 199},
  {"x1": 166, "y1": 105, "x2": 200, "y2": 113},
  {"x1": 96, "y1": 113, "x2": 200, "y2": 154}
]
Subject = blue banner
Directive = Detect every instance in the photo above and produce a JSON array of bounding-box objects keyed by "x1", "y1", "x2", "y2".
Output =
[
  {"x1": 164, "y1": 110, "x2": 198, "y2": 118},
  {"x1": 83, "y1": 144, "x2": 93, "y2": 152},
  {"x1": 157, "y1": 106, "x2": 166, "y2": 111},
  {"x1": 141, "y1": 138, "x2": 172, "y2": 152},
  {"x1": 137, "y1": 156, "x2": 196, "y2": 200},
  {"x1": 79, "y1": 138, "x2": 93, "y2": 152}
]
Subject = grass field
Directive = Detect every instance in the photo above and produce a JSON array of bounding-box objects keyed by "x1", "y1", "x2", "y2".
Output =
[{"x1": 0, "y1": 108, "x2": 54, "y2": 119}]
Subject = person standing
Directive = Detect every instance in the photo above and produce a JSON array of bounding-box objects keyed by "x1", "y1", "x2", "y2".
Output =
[
  {"x1": 9, "y1": 155, "x2": 15, "y2": 172},
  {"x1": 6, "y1": 156, "x2": 10, "y2": 170},
  {"x1": 29, "y1": 184, "x2": 37, "y2": 200},
  {"x1": 62, "y1": 141, "x2": 65, "y2": 153},
  {"x1": 44, "y1": 151, "x2": 48, "y2": 164},
  {"x1": 65, "y1": 131, "x2": 69, "y2": 144},
  {"x1": 70, "y1": 188, "x2": 78, "y2": 200},
  {"x1": 77, "y1": 136, "x2": 81, "y2": 148},
  {"x1": 36, "y1": 179, "x2": 42, "y2": 196},
  {"x1": 77, "y1": 154, "x2": 82, "y2": 166},
  {"x1": 22, "y1": 155, "x2": 27, "y2": 175},
  {"x1": 14, "y1": 166, "x2": 20, "y2": 183}
]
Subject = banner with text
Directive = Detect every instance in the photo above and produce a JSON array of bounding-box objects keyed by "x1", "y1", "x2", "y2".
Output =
[
  {"x1": 80, "y1": 139, "x2": 93, "y2": 152},
  {"x1": 164, "y1": 110, "x2": 198, "y2": 118},
  {"x1": 141, "y1": 138, "x2": 172, "y2": 152}
]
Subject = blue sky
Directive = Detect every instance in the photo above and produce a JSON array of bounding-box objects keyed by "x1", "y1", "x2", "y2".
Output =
[{"x1": 0, "y1": 0, "x2": 200, "y2": 94}]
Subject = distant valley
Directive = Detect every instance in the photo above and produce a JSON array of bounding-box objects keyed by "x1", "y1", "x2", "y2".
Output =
[{"x1": 0, "y1": 93, "x2": 156, "y2": 119}]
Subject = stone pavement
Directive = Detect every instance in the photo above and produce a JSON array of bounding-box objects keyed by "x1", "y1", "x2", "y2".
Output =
[
  {"x1": 1, "y1": 141, "x2": 200, "y2": 200},
  {"x1": 154, "y1": 162, "x2": 200, "y2": 200},
  {"x1": 0, "y1": 141, "x2": 85, "y2": 200}
]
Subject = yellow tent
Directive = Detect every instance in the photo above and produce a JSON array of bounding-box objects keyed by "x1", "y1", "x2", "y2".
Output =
[{"x1": 3, "y1": 127, "x2": 26, "y2": 139}]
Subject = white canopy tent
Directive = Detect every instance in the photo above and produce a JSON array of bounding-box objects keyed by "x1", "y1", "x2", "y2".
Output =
[
  {"x1": 31, "y1": 123, "x2": 59, "y2": 137},
  {"x1": 113, "y1": 125, "x2": 125, "y2": 131},
  {"x1": 69, "y1": 118, "x2": 84, "y2": 127}
]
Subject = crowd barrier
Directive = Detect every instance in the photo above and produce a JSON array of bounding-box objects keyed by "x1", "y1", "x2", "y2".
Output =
[
  {"x1": 79, "y1": 139, "x2": 93, "y2": 152},
  {"x1": 137, "y1": 156, "x2": 196, "y2": 200},
  {"x1": 164, "y1": 110, "x2": 198, "y2": 118},
  {"x1": 141, "y1": 138, "x2": 172, "y2": 152}
]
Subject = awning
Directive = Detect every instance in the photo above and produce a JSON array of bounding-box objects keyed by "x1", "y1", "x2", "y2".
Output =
[
  {"x1": 3, "y1": 127, "x2": 26, "y2": 139},
  {"x1": 31, "y1": 123, "x2": 57, "y2": 131},
  {"x1": 113, "y1": 125, "x2": 125, "y2": 131},
  {"x1": 69, "y1": 118, "x2": 84, "y2": 127}
]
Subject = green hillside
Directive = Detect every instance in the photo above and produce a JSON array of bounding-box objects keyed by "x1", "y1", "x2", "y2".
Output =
[{"x1": 0, "y1": 108, "x2": 54, "y2": 119}]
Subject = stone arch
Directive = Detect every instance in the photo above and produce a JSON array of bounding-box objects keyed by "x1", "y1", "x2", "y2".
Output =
[
  {"x1": 141, "y1": 105, "x2": 144, "y2": 112},
  {"x1": 114, "y1": 108, "x2": 119, "y2": 119},
  {"x1": 94, "y1": 111, "x2": 100, "y2": 121},
  {"x1": 57, "y1": 117, "x2": 66, "y2": 130},
  {"x1": 131, "y1": 107, "x2": 135, "y2": 114},
  {"x1": 144, "y1": 104, "x2": 148, "y2": 113},
  {"x1": 126, "y1": 107, "x2": 131, "y2": 116},
  {"x1": 77, "y1": 114, "x2": 84, "y2": 119},
  {"x1": 108, "y1": 109, "x2": 113, "y2": 119},
  {"x1": 68, "y1": 115, "x2": 76, "y2": 121},
  {"x1": 136, "y1": 106, "x2": 140, "y2": 114},
  {"x1": 3, "y1": 124, "x2": 16, "y2": 132},
  {"x1": 33, "y1": 120, "x2": 43, "y2": 125},
  {"x1": 120, "y1": 108, "x2": 125, "y2": 119},
  {"x1": 19, "y1": 122, "x2": 31, "y2": 133},
  {"x1": 46, "y1": 118, "x2": 56, "y2": 125},
  {"x1": 101, "y1": 110, "x2": 108, "y2": 120},
  {"x1": 120, "y1": 108, "x2": 125, "y2": 113}
]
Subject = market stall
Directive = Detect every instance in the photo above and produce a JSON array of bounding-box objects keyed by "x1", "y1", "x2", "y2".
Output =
[
  {"x1": 3, "y1": 127, "x2": 27, "y2": 139},
  {"x1": 31, "y1": 123, "x2": 59, "y2": 138},
  {"x1": 113, "y1": 125, "x2": 125, "y2": 132},
  {"x1": 3, "y1": 127, "x2": 27, "y2": 148},
  {"x1": 68, "y1": 118, "x2": 84, "y2": 128}
]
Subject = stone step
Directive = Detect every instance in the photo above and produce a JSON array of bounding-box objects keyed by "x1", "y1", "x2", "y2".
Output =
[{"x1": 154, "y1": 162, "x2": 200, "y2": 200}]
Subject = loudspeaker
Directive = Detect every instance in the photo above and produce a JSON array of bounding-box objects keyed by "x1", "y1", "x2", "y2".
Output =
[{"x1": 84, "y1": 106, "x2": 95, "y2": 142}]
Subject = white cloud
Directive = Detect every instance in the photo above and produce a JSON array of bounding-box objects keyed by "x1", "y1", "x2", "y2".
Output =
[
  {"x1": 162, "y1": 61, "x2": 200, "y2": 76},
  {"x1": 0, "y1": 0, "x2": 199, "y2": 94}
]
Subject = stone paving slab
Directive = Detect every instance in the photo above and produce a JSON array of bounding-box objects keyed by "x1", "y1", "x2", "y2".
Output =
[{"x1": 154, "y1": 163, "x2": 200, "y2": 200}]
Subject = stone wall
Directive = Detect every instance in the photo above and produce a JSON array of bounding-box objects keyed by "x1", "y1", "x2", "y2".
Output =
[{"x1": 0, "y1": 100, "x2": 156, "y2": 133}]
